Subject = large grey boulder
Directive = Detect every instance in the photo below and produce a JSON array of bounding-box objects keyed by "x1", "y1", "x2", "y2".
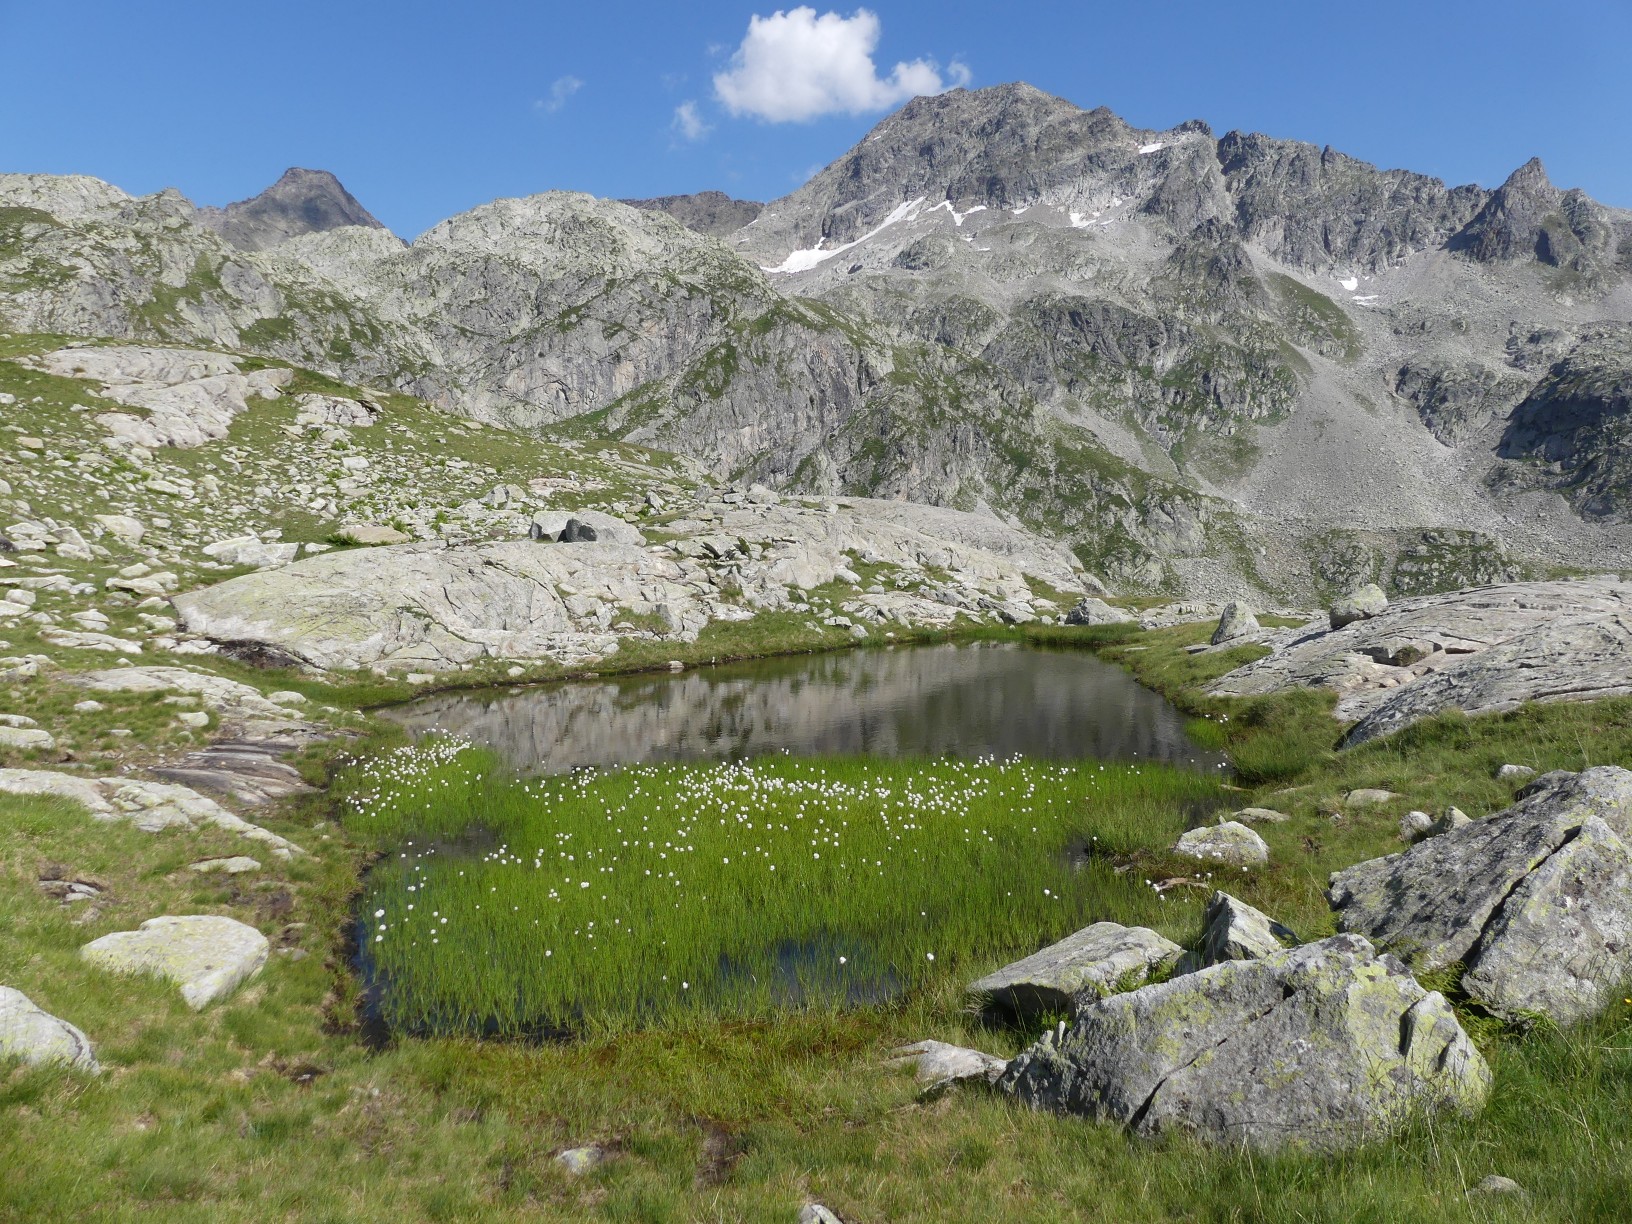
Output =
[
  {"x1": 1175, "y1": 891, "x2": 1295, "y2": 973},
  {"x1": 1173, "y1": 821, "x2": 1268, "y2": 867},
  {"x1": 1330, "y1": 584, "x2": 1389, "y2": 629},
  {"x1": 1330, "y1": 767, "x2": 1632, "y2": 1025},
  {"x1": 1065, "y1": 596, "x2": 1134, "y2": 627},
  {"x1": 967, "y1": 921, "x2": 1181, "y2": 1020},
  {"x1": 81, "y1": 915, "x2": 269, "y2": 1009},
  {"x1": 0, "y1": 987, "x2": 98, "y2": 1072},
  {"x1": 999, "y1": 934, "x2": 1489, "y2": 1150},
  {"x1": 1210, "y1": 601, "x2": 1260, "y2": 645}
]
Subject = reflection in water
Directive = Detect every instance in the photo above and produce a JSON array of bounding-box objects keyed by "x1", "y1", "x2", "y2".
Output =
[{"x1": 382, "y1": 642, "x2": 1225, "y2": 773}]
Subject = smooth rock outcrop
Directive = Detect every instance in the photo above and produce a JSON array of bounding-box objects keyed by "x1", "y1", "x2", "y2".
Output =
[
  {"x1": 0, "y1": 987, "x2": 98, "y2": 1071},
  {"x1": 1211, "y1": 579, "x2": 1632, "y2": 745},
  {"x1": 999, "y1": 934, "x2": 1490, "y2": 1150},
  {"x1": 81, "y1": 915, "x2": 269, "y2": 1009},
  {"x1": 1330, "y1": 767, "x2": 1632, "y2": 1025},
  {"x1": 1173, "y1": 821, "x2": 1268, "y2": 867},
  {"x1": 967, "y1": 922, "x2": 1181, "y2": 1020}
]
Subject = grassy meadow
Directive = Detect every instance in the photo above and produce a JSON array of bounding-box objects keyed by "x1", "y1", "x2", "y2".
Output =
[{"x1": 9, "y1": 621, "x2": 1632, "y2": 1219}]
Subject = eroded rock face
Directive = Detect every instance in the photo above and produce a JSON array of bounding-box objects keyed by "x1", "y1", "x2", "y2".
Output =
[
  {"x1": 1330, "y1": 767, "x2": 1632, "y2": 1026},
  {"x1": 999, "y1": 934, "x2": 1489, "y2": 1150},
  {"x1": 81, "y1": 915, "x2": 269, "y2": 1010},
  {"x1": 967, "y1": 922, "x2": 1181, "y2": 1020},
  {"x1": 1211, "y1": 579, "x2": 1632, "y2": 745},
  {"x1": 0, "y1": 987, "x2": 98, "y2": 1071}
]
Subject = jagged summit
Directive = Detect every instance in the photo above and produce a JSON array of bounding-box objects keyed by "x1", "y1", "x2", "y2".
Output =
[{"x1": 195, "y1": 167, "x2": 392, "y2": 252}]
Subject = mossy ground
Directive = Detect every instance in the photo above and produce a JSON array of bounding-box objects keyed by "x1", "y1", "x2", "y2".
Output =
[{"x1": 5, "y1": 617, "x2": 1632, "y2": 1219}]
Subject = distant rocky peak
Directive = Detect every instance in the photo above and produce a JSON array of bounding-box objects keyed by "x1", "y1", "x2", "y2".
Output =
[
  {"x1": 1456, "y1": 156, "x2": 1616, "y2": 279},
  {"x1": 195, "y1": 167, "x2": 393, "y2": 252}
]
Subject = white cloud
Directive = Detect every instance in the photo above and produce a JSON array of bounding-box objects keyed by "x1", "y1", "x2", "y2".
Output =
[
  {"x1": 536, "y1": 75, "x2": 583, "y2": 114},
  {"x1": 713, "y1": 7, "x2": 970, "y2": 123},
  {"x1": 672, "y1": 101, "x2": 712, "y2": 142}
]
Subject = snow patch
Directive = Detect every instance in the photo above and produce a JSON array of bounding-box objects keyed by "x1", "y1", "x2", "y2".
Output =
[
  {"x1": 762, "y1": 197, "x2": 925, "y2": 274},
  {"x1": 1337, "y1": 276, "x2": 1359, "y2": 292},
  {"x1": 927, "y1": 200, "x2": 988, "y2": 227},
  {"x1": 1138, "y1": 142, "x2": 1165, "y2": 155}
]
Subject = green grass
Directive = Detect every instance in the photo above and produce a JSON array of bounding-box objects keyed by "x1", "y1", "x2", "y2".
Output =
[{"x1": 341, "y1": 742, "x2": 1224, "y2": 1036}]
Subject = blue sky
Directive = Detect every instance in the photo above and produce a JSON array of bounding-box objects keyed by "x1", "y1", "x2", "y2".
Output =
[{"x1": 3, "y1": 0, "x2": 1628, "y2": 237}]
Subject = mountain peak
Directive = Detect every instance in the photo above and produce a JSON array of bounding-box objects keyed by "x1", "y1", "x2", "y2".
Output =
[{"x1": 196, "y1": 167, "x2": 390, "y2": 252}]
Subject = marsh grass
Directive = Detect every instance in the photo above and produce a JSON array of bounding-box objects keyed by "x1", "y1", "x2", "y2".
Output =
[{"x1": 341, "y1": 742, "x2": 1224, "y2": 1036}]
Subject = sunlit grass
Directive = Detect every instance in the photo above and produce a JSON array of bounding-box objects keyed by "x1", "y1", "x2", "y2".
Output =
[{"x1": 341, "y1": 742, "x2": 1225, "y2": 1036}]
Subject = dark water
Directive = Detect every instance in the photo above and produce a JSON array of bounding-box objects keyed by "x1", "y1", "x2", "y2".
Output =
[{"x1": 381, "y1": 641, "x2": 1225, "y2": 774}]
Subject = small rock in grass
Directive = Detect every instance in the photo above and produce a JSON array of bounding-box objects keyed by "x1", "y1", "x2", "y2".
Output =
[
  {"x1": 1173, "y1": 821, "x2": 1268, "y2": 868},
  {"x1": 798, "y1": 1206, "x2": 843, "y2": 1224},
  {"x1": 556, "y1": 1145, "x2": 607, "y2": 1175},
  {"x1": 188, "y1": 857, "x2": 262, "y2": 875},
  {"x1": 1468, "y1": 1175, "x2": 1525, "y2": 1197},
  {"x1": 1233, "y1": 806, "x2": 1289, "y2": 825},
  {"x1": 177, "y1": 711, "x2": 210, "y2": 728},
  {"x1": 1498, "y1": 764, "x2": 1537, "y2": 781},
  {"x1": 1399, "y1": 810, "x2": 1435, "y2": 841},
  {"x1": 887, "y1": 1040, "x2": 1007, "y2": 1096},
  {"x1": 0, "y1": 986, "x2": 98, "y2": 1072},
  {"x1": 1344, "y1": 788, "x2": 1400, "y2": 806}
]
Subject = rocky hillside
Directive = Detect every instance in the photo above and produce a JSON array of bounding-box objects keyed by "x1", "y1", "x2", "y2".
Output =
[{"x1": 3, "y1": 83, "x2": 1630, "y2": 599}]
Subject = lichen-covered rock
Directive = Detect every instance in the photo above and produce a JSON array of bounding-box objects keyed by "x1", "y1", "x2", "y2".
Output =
[
  {"x1": 81, "y1": 915, "x2": 269, "y2": 1010},
  {"x1": 1173, "y1": 821, "x2": 1268, "y2": 867},
  {"x1": 967, "y1": 922, "x2": 1181, "y2": 1020},
  {"x1": 1210, "y1": 601, "x2": 1260, "y2": 645},
  {"x1": 999, "y1": 934, "x2": 1489, "y2": 1150},
  {"x1": 0, "y1": 987, "x2": 98, "y2": 1072},
  {"x1": 1330, "y1": 583, "x2": 1389, "y2": 629},
  {"x1": 1176, "y1": 891, "x2": 1295, "y2": 972},
  {"x1": 1330, "y1": 767, "x2": 1632, "y2": 1025}
]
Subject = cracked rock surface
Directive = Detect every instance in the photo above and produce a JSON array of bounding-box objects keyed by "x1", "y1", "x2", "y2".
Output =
[{"x1": 998, "y1": 934, "x2": 1489, "y2": 1149}]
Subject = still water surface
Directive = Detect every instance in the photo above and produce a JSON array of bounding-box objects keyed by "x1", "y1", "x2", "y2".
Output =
[{"x1": 382, "y1": 641, "x2": 1224, "y2": 773}]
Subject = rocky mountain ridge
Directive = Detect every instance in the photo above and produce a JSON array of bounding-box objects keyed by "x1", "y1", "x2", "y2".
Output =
[{"x1": 3, "y1": 82, "x2": 1629, "y2": 600}]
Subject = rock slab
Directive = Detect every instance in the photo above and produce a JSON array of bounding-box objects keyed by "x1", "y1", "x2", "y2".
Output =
[
  {"x1": 81, "y1": 915, "x2": 269, "y2": 1009},
  {"x1": 0, "y1": 987, "x2": 98, "y2": 1071},
  {"x1": 1330, "y1": 767, "x2": 1632, "y2": 1025},
  {"x1": 967, "y1": 921, "x2": 1181, "y2": 1019},
  {"x1": 999, "y1": 934, "x2": 1489, "y2": 1150}
]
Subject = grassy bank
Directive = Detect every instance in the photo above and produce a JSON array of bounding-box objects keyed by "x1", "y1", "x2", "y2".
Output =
[{"x1": 8, "y1": 624, "x2": 1632, "y2": 1219}]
